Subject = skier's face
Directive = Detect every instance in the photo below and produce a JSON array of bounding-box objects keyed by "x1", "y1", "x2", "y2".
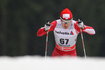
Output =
[
  {"x1": 60, "y1": 18, "x2": 72, "y2": 29},
  {"x1": 62, "y1": 22, "x2": 71, "y2": 29}
]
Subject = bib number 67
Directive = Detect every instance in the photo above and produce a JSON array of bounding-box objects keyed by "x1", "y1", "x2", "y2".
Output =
[{"x1": 60, "y1": 38, "x2": 69, "y2": 45}]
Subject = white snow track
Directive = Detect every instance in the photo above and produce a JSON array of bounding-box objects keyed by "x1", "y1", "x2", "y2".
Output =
[{"x1": 0, "y1": 56, "x2": 105, "y2": 70}]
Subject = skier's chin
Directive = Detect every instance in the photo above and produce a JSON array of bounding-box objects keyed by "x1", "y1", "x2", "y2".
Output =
[{"x1": 63, "y1": 26, "x2": 69, "y2": 29}]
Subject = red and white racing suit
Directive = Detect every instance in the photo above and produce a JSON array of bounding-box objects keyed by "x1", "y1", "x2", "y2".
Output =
[{"x1": 37, "y1": 19, "x2": 95, "y2": 57}]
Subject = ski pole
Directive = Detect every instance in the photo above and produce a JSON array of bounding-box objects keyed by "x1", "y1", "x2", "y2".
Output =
[
  {"x1": 78, "y1": 19, "x2": 86, "y2": 58},
  {"x1": 45, "y1": 31, "x2": 49, "y2": 58},
  {"x1": 45, "y1": 21, "x2": 50, "y2": 59},
  {"x1": 80, "y1": 29, "x2": 87, "y2": 58}
]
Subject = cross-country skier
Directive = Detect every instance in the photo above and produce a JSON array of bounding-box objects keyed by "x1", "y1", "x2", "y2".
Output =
[{"x1": 37, "y1": 8, "x2": 95, "y2": 57}]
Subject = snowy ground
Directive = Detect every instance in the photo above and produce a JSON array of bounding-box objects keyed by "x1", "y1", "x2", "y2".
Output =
[{"x1": 0, "y1": 56, "x2": 105, "y2": 70}]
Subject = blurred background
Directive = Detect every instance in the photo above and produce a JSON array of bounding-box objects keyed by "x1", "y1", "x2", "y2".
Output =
[{"x1": 0, "y1": 0, "x2": 105, "y2": 57}]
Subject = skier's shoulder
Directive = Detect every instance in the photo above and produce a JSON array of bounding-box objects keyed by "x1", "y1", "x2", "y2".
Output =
[
  {"x1": 72, "y1": 19, "x2": 77, "y2": 24},
  {"x1": 50, "y1": 19, "x2": 59, "y2": 28},
  {"x1": 54, "y1": 19, "x2": 62, "y2": 24},
  {"x1": 50, "y1": 20, "x2": 57, "y2": 25},
  {"x1": 50, "y1": 19, "x2": 61, "y2": 25}
]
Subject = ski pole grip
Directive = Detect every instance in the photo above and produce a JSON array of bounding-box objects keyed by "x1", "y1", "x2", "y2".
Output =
[
  {"x1": 46, "y1": 19, "x2": 51, "y2": 26},
  {"x1": 46, "y1": 22, "x2": 50, "y2": 26},
  {"x1": 78, "y1": 19, "x2": 81, "y2": 24}
]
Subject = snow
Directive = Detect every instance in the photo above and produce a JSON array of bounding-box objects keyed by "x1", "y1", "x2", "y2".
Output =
[{"x1": 0, "y1": 56, "x2": 105, "y2": 70}]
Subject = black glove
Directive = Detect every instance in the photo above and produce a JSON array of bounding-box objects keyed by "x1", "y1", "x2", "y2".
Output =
[
  {"x1": 78, "y1": 19, "x2": 84, "y2": 29},
  {"x1": 44, "y1": 22, "x2": 51, "y2": 31}
]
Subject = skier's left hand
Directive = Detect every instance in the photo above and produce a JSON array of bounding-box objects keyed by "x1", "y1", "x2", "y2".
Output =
[
  {"x1": 78, "y1": 19, "x2": 85, "y2": 29},
  {"x1": 44, "y1": 22, "x2": 51, "y2": 31}
]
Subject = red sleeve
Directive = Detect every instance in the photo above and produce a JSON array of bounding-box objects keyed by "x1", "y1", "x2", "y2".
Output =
[
  {"x1": 37, "y1": 21, "x2": 57, "y2": 37},
  {"x1": 82, "y1": 25, "x2": 95, "y2": 35},
  {"x1": 74, "y1": 21, "x2": 81, "y2": 33},
  {"x1": 74, "y1": 21, "x2": 95, "y2": 35}
]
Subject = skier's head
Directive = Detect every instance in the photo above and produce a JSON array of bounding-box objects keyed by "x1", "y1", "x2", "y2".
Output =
[
  {"x1": 60, "y1": 8, "x2": 73, "y2": 21},
  {"x1": 60, "y1": 8, "x2": 73, "y2": 29}
]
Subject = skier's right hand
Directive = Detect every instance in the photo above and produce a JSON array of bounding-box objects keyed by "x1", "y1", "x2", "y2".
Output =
[{"x1": 44, "y1": 22, "x2": 51, "y2": 31}]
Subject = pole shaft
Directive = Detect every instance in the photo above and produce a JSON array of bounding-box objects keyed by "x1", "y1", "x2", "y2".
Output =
[
  {"x1": 80, "y1": 29, "x2": 86, "y2": 58},
  {"x1": 45, "y1": 32, "x2": 49, "y2": 59}
]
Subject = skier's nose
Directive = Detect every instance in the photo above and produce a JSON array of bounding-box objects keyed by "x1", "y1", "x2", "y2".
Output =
[{"x1": 65, "y1": 22, "x2": 68, "y2": 24}]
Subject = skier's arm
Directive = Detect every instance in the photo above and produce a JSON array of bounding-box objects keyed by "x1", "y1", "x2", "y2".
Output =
[
  {"x1": 74, "y1": 22, "x2": 95, "y2": 35},
  {"x1": 37, "y1": 21, "x2": 57, "y2": 36},
  {"x1": 82, "y1": 25, "x2": 95, "y2": 35}
]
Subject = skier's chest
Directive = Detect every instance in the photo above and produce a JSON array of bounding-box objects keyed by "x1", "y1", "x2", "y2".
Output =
[{"x1": 54, "y1": 26, "x2": 78, "y2": 38}]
